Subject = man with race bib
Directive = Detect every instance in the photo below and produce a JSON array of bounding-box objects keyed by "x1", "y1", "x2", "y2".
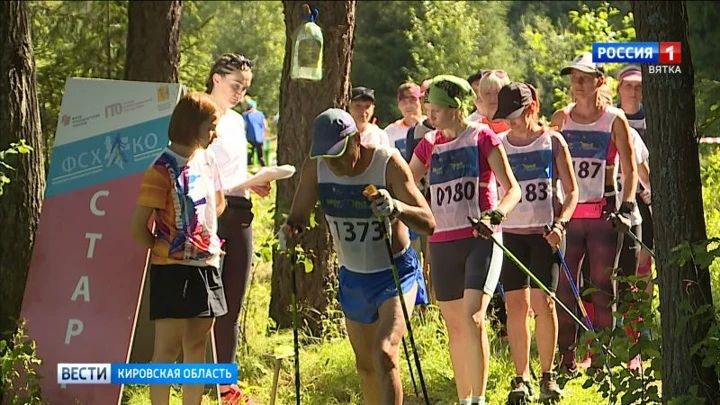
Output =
[{"x1": 280, "y1": 109, "x2": 435, "y2": 405}]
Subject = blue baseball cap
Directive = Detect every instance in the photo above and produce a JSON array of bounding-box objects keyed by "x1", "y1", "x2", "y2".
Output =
[{"x1": 310, "y1": 108, "x2": 358, "y2": 159}]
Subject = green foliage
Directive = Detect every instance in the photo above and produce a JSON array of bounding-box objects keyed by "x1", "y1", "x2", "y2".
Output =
[
  {"x1": 0, "y1": 140, "x2": 33, "y2": 197},
  {"x1": 700, "y1": 148, "x2": 720, "y2": 304},
  {"x1": 688, "y1": 2, "x2": 720, "y2": 136},
  {"x1": 0, "y1": 320, "x2": 47, "y2": 405},
  {"x1": 519, "y1": 2, "x2": 635, "y2": 118},
  {"x1": 351, "y1": 1, "x2": 415, "y2": 126},
  {"x1": 574, "y1": 274, "x2": 662, "y2": 404},
  {"x1": 180, "y1": 1, "x2": 285, "y2": 116},
  {"x1": 406, "y1": 1, "x2": 520, "y2": 87},
  {"x1": 30, "y1": 0, "x2": 128, "y2": 153}
]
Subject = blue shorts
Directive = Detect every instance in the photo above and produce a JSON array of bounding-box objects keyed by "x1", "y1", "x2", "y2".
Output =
[
  {"x1": 338, "y1": 248, "x2": 428, "y2": 324},
  {"x1": 409, "y1": 228, "x2": 419, "y2": 241}
]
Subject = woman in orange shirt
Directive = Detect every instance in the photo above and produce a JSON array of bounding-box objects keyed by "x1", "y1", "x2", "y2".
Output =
[{"x1": 130, "y1": 92, "x2": 227, "y2": 405}]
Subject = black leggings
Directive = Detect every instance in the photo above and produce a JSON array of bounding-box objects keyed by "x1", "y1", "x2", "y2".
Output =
[
  {"x1": 557, "y1": 217, "x2": 622, "y2": 366},
  {"x1": 214, "y1": 197, "x2": 254, "y2": 364}
]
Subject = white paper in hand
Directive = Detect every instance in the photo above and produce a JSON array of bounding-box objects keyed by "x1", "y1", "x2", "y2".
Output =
[{"x1": 226, "y1": 165, "x2": 297, "y2": 193}]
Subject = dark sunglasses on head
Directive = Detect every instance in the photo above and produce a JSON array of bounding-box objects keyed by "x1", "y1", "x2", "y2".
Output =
[
  {"x1": 227, "y1": 54, "x2": 255, "y2": 70},
  {"x1": 481, "y1": 70, "x2": 508, "y2": 79},
  {"x1": 352, "y1": 87, "x2": 375, "y2": 99}
]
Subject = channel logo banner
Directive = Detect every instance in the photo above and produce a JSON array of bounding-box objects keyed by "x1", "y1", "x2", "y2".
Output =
[
  {"x1": 21, "y1": 78, "x2": 182, "y2": 405},
  {"x1": 57, "y1": 363, "x2": 238, "y2": 385},
  {"x1": 592, "y1": 42, "x2": 658, "y2": 64},
  {"x1": 592, "y1": 42, "x2": 683, "y2": 65}
]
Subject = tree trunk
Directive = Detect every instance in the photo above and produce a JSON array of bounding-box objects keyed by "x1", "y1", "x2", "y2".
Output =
[
  {"x1": 270, "y1": 1, "x2": 356, "y2": 335},
  {"x1": 631, "y1": 1, "x2": 720, "y2": 401},
  {"x1": 124, "y1": 0, "x2": 181, "y2": 82},
  {"x1": 123, "y1": 0, "x2": 182, "y2": 365},
  {"x1": 0, "y1": 0, "x2": 47, "y2": 337}
]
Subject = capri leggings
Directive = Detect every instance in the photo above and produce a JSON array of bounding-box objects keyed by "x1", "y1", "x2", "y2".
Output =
[
  {"x1": 430, "y1": 235, "x2": 504, "y2": 302},
  {"x1": 501, "y1": 232, "x2": 563, "y2": 293},
  {"x1": 557, "y1": 217, "x2": 622, "y2": 366},
  {"x1": 214, "y1": 197, "x2": 254, "y2": 364}
]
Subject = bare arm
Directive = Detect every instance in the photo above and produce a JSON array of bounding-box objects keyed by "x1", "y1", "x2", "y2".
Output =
[
  {"x1": 386, "y1": 152, "x2": 436, "y2": 235},
  {"x1": 553, "y1": 135, "x2": 579, "y2": 223},
  {"x1": 286, "y1": 158, "x2": 320, "y2": 229},
  {"x1": 613, "y1": 116, "x2": 638, "y2": 202},
  {"x1": 487, "y1": 143, "x2": 521, "y2": 216},
  {"x1": 550, "y1": 109, "x2": 566, "y2": 131},
  {"x1": 638, "y1": 160, "x2": 651, "y2": 191},
  {"x1": 216, "y1": 190, "x2": 226, "y2": 217},
  {"x1": 129, "y1": 206, "x2": 155, "y2": 249},
  {"x1": 408, "y1": 154, "x2": 429, "y2": 186}
]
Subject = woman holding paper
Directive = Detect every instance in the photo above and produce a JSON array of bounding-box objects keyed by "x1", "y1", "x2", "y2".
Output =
[{"x1": 204, "y1": 53, "x2": 271, "y2": 404}]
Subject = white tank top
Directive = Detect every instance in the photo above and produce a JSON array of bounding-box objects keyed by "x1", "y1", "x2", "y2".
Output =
[
  {"x1": 384, "y1": 120, "x2": 410, "y2": 158},
  {"x1": 317, "y1": 146, "x2": 397, "y2": 273},
  {"x1": 498, "y1": 130, "x2": 555, "y2": 230},
  {"x1": 561, "y1": 104, "x2": 621, "y2": 205},
  {"x1": 427, "y1": 125, "x2": 483, "y2": 234}
]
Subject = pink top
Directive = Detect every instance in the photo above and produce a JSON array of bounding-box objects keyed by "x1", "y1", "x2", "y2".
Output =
[{"x1": 414, "y1": 124, "x2": 502, "y2": 242}]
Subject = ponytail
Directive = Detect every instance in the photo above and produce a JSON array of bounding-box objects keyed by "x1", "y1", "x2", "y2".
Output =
[{"x1": 524, "y1": 82, "x2": 541, "y2": 121}]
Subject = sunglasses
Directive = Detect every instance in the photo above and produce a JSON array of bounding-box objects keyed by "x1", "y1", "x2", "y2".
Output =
[
  {"x1": 226, "y1": 54, "x2": 254, "y2": 70},
  {"x1": 351, "y1": 87, "x2": 375, "y2": 99},
  {"x1": 481, "y1": 70, "x2": 508, "y2": 79}
]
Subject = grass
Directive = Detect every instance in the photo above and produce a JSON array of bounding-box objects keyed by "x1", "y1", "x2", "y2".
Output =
[{"x1": 121, "y1": 168, "x2": 614, "y2": 404}]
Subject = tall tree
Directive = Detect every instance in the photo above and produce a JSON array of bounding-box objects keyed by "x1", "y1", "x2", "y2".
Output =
[
  {"x1": 270, "y1": 0, "x2": 356, "y2": 334},
  {"x1": 0, "y1": 0, "x2": 47, "y2": 336},
  {"x1": 124, "y1": 0, "x2": 182, "y2": 364},
  {"x1": 124, "y1": 0, "x2": 181, "y2": 82},
  {"x1": 631, "y1": 1, "x2": 720, "y2": 401}
]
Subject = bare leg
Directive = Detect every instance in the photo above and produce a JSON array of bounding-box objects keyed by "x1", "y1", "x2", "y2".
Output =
[
  {"x1": 181, "y1": 318, "x2": 215, "y2": 405},
  {"x1": 530, "y1": 289, "x2": 558, "y2": 373},
  {"x1": 150, "y1": 319, "x2": 184, "y2": 405},
  {"x1": 505, "y1": 289, "x2": 532, "y2": 379}
]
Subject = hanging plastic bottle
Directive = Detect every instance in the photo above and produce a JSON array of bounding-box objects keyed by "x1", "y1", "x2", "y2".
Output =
[{"x1": 291, "y1": 5, "x2": 323, "y2": 81}]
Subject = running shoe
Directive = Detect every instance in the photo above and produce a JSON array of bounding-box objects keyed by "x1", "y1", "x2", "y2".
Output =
[
  {"x1": 507, "y1": 376, "x2": 534, "y2": 404},
  {"x1": 539, "y1": 371, "x2": 563, "y2": 403}
]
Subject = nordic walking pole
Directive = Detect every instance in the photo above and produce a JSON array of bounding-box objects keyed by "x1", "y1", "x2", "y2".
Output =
[
  {"x1": 607, "y1": 212, "x2": 655, "y2": 259},
  {"x1": 289, "y1": 244, "x2": 301, "y2": 405},
  {"x1": 544, "y1": 226, "x2": 595, "y2": 332},
  {"x1": 549, "y1": 227, "x2": 616, "y2": 378},
  {"x1": 628, "y1": 229, "x2": 656, "y2": 260},
  {"x1": 364, "y1": 185, "x2": 430, "y2": 405},
  {"x1": 401, "y1": 336, "x2": 419, "y2": 397},
  {"x1": 468, "y1": 217, "x2": 617, "y2": 360}
]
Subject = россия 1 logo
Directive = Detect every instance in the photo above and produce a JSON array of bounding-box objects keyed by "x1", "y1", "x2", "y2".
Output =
[{"x1": 592, "y1": 42, "x2": 682, "y2": 74}]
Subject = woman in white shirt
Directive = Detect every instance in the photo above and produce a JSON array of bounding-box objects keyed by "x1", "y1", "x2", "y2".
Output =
[{"x1": 204, "y1": 53, "x2": 270, "y2": 405}]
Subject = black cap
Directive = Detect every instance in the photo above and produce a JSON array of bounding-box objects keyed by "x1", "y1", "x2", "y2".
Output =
[
  {"x1": 350, "y1": 86, "x2": 375, "y2": 102},
  {"x1": 493, "y1": 83, "x2": 533, "y2": 120}
]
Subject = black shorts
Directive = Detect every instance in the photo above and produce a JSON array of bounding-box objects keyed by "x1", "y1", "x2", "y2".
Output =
[
  {"x1": 149, "y1": 264, "x2": 228, "y2": 320},
  {"x1": 500, "y1": 232, "x2": 561, "y2": 292}
]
